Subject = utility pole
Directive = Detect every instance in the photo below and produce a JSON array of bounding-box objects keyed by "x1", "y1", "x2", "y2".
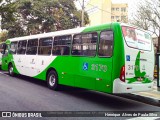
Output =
[
  {"x1": 0, "y1": 15, "x2": 2, "y2": 32},
  {"x1": 81, "y1": 0, "x2": 84, "y2": 27}
]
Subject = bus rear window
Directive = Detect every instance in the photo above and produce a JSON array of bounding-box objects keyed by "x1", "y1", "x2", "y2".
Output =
[{"x1": 122, "y1": 26, "x2": 152, "y2": 51}]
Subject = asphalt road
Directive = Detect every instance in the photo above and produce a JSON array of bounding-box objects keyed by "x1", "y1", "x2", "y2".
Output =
[{"x1": 0, "y1": 70, "x2": 160, "y2": 120}]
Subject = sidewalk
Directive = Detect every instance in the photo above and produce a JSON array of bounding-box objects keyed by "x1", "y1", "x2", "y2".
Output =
[
  {"x1": 118, "y1": 80, "x2": 160, "y2": 107},
  {"x1": 132, "y1": 81, "x2": 160, "y2": 101}
]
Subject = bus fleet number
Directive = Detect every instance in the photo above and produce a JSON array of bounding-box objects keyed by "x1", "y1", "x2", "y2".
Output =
[
  {"x1": 91, "y1": 64, "x2": 107, "y2": 72},
  {"x1": 128, "y1": 65, "x2": 145, "y2": 71}
]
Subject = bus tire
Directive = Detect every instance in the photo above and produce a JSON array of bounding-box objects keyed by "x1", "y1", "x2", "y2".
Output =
[
  {"x1": 47, "y1": 70, "x2": 59, "y2": 90},
  {"x1": 8, "y1": 64, "x2": 14, "y2": 76}
]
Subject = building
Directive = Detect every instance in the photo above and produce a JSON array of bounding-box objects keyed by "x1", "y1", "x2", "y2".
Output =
[
  {"x1": 85, "y1": 0, "x2": 111, "y2": 26},
  {"x1": 85, "y1": 0, "x2": 128, "y2": 26},
  {"x1": 111, "y1": 3, "x2": 128, "y2": 23}
]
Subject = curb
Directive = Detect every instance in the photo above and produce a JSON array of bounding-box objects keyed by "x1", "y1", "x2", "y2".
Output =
[{"x1": 116, "y1": 93, "x2": 160, "y2": 107}]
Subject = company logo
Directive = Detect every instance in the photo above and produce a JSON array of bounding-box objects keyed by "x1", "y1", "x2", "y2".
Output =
[{"x1": 2, "y1": 112, "x2": 11, "y2": 117}]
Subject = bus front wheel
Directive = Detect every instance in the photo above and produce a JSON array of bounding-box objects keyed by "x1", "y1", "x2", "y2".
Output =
[
  {"x1": 47, "y1": 70, "x2": 59, "y2": 90},
  {"x1": 8, "y1": 64, "x2": 14, "y2": 76}
]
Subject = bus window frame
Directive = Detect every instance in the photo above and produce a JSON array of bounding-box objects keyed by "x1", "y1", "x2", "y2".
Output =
[
  {"x1": 26, "y1": 38, "x2": 38, "y2": 55},
  {"x1": 122, "y1": 26, "x2": 152, "y2": 52},
  {"x1": 52, "y1": 34, "x2": 72, "y2": 56},
  {"x1": 10, "y1": 41, "x2": 18, "y2": 54},
  {"x1": 71, "y1": 32, "x2": 98, "y2": 57},
  {"x1": 98, "y1": 30, "x2": 114, "y2": 58},
  {"x1": 17, "y1": 40, "x2": 28, "y2": 55},
  {"x1": 38, "y1": 37, "x2": 53, "y2": 56}
]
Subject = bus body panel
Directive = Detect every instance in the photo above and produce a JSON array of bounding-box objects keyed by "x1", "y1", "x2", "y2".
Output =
[
  {"x1": 111, "y1": 23, "x2": 125, "y2": 92},
  {"x1": 113, "y1": 24, "x2": 154, "y2": 93}
]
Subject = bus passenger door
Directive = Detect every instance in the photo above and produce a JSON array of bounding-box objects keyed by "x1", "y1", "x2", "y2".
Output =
[
  {"x1": 1, "y1": 44, "x2": 9, "y2": 70},
  {"x1": 15, "y1": 40, "x2": 27, "y2": 75}
]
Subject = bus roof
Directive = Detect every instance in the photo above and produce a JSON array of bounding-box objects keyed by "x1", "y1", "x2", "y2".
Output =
[
  {"x1": 7, "y1": 22, "x2": 118, "y2": 42},
  {"x1": 7, "y1": 22, "x2": 149, "y2": 42},
  {"x1": 8, "y1": 27, "x2": 86, "y2": 42}
]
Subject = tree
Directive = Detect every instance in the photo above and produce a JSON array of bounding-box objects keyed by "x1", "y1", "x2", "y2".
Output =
[
  {"x1": 131, "y1": 0, "x2": 160, "y2": 52},
  {"x1": 1, "y1": 0, "x2": 89, "y2": 38},
  {"x1": 0, "y1": 30, "x2": 8, "y2": 42},
  {"x1": 0, "y1": 0, "x2": 24, "y2": 38}
]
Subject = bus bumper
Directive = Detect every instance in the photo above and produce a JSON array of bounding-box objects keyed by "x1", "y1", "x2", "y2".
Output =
[{"x1": 113, "y1": 79, "x2": 153, "y2": 93}]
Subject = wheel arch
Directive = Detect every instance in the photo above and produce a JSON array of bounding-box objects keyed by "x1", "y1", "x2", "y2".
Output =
[
  {"x1": 8, "y1": 62, "x2": 13, "y2": 70},
  {"x1": 46, "y1": 67, "x2": 58, "y2": 81}
]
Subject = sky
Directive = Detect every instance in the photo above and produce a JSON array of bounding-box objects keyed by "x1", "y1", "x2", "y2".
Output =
[{"x1": 75, "y1": 0, "x2": 140, "y2": 20}]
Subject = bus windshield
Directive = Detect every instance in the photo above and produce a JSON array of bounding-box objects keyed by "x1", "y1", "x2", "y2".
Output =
[{"x1": 122, "y1": 26, "x2": 152, "y2": 51}]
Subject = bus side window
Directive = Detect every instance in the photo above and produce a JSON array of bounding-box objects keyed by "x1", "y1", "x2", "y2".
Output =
[
  {"x1": 63, "y1": 46, "x2": 70, "y2": 55},
  {"x1": 38, "y1": 37, "x2": 52, "y2": 55},
  {"x1": 53, "y1": 35, "x2": 71, "y2": 56},
  {"x1": 26, "y1": 39, "x2": 38, "y2": 55},
  {"x1": 72, "y1": 33, "x2": 97, "y2": 56},
  {"x1": 72, "y1": 34, "x2": 82, "y2": 56},
  {"x1": 10, "y1": 42, "x2": 18, "y2": 54},
  {"x1": 17, "y1": 40, "x2": 27, "y2": 54},
  {"x1": 99, "y1": 31, "x2": 113, "y2": 57},
  {"x1": 72, "y1": 49, "x2": 80, "y2": 55},
  {"x1": 81, "y1": 32, "x2": 97, "y2": 56}
]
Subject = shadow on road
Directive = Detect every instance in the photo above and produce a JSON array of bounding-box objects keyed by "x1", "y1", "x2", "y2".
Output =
[{"x1": 5, "y1": 73, "x2": 159, "y2": 110}]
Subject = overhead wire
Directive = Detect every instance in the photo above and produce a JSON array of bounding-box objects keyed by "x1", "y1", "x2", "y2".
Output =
[{"x1": 77, "y1": 0, "x2": 117, "y2": 16}]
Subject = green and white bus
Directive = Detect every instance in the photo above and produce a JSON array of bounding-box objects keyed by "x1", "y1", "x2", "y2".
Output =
[{"x1": 1, "y1": 22, "x2": 154, "y2": 93}]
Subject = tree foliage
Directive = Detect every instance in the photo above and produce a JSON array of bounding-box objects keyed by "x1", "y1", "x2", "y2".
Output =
[
  {"x1": 131, "y1": 0, "x2": 160, "y2": 52},
  {"x1": 0, "y1": 30, "x2": 8, "y2": 42},
  {"x1": 1, "y1": 0, "x2": 89, "y2": 38},
  {"x1": 131, "y1": 0, "x2": 160, "y2": 35}
]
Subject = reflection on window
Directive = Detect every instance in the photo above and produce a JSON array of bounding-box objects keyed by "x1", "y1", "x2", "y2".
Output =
[
  {"x1": 99, "y1": 31, "x2": 113, "y2": 57},
  {"x1": 10, "y1": 42, "x2": 18, "y2": 54},
  {"x1": 38, "y1": 37, "x2": 52, "y2": 55},
  {"x1": 26, "y1": 39, "x2": 38, "y2": 55},
  {"x1": 17, "y1": 40, "x2": 27, "y2": 54},
  {"x1": 72, "y1": 33, "x2": 98, "y2": 56},
  {"x1": 53, "y1": 35, "x2": 71, "y2": 55}
]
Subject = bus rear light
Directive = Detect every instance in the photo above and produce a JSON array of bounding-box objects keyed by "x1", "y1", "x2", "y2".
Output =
[{"x1": 120, "y1": 66, "x2": 125, "y2": 82}]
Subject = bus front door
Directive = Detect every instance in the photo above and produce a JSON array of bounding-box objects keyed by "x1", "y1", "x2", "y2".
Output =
[{"x1": 1, "y1": 44, "x2": 9, "y2": 71}]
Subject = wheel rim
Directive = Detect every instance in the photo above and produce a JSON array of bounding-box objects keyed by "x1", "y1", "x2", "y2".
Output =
[
  {"x1": 49, "y1": 74, "x2": 56, "y2": 87},
  {"x1": 9, "y1": 66, "x2": 13, "y2": 74}
]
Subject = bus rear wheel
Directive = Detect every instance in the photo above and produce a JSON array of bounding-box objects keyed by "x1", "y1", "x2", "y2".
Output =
[
  {"x1": 47, "y1": 70, "x2": 59, "y2": 90},
  {"x1": 8, "y1": 64, "x2": 14, "y2": 76}
]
